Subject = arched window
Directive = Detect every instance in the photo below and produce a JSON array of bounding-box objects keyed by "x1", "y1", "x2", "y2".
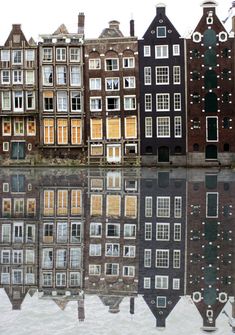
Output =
[
  {"x1": 203, "y1": 29, "x2": 217, "y2": 47},
  {"x1": 205, "y1": 93, "x2": 218, "y2": 113},
  {"x1": 204, "y1": 70, "x2": 217, "y2": 89}
]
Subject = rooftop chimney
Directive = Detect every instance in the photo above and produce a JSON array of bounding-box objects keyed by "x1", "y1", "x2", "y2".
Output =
[
  {"x1": 130, "y1": 19, "x2": 135, "y2": 36},
  {"x1": 156, "y1": 3, "x2": 166, "y2": 15},
  {"x1": 78, "y1": 12, "x2": 85, "y2": 34}
]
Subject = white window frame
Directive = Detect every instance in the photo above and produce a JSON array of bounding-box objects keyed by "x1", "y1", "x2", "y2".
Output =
[
  {"x1": 56, "y1": 48, "x2": 66, "y2": 61},
  {"x1": 89, "y1": 244, "x2": 102, "y2": 256},
  {"x1": 174, "y1": 223, "x2": 181, "y2": 241},
  {"x1": 156, "y1": 196, "x2": 170, "y2": 217},
  {"x1": 123, "y1": 245, "x2": 136, "y2": 258},
  {"x1": 90, "y1": 97, "x2": 102, "y2": 111},
  {"x1": 105, "y1": 243, "x2": 120, "y2": 257},
  {"x1": 145, "y1": 94, "x2": 152, "y2": 112},
  {"x1": 206, "y1": 192, "x2": 219, "y2": 218},
  {"x1": 89, "y1": 78, "x2": 101, "y2": 90},
  {"x1": 144, "y1": 67, "x2": 151, "y2": 85},
  {"x1": 124, "y1": 224, "x2": 136, "y2": 239},
  {"x1": 156, "y1": 93, "x2": 170, "y2": 111},
  {"x1": 105, "y1": 263, "x2": 119, "y2": 276},
  {"x1": 145, "y1": 197, "x2": 152, "y2": 217},
  {"x1": 174, "y1": 196, "x2": 182, "y2": 218},
  {"x1": 155, "y1": 66, "x2": 169, "y2": 85},
  {"x1": 155, "y1": 45, "x2": 169, "y2": 59},
  {"x1": 155, "y1": 275, "x2": 169, "y2": 289},
  {"x1": 123, "y1": 265, "x2": 135, "y2": 277},
  {"x1": 89, "y1": 264, "x2": 101, "y2": 275},
  {"x1": 89, "y1": 58, "x2": 101, "y2": 70},
  {"x1": 173, "y1": 66, "x2": 181, "y2": 84},
  {"x1": 144, "y1": 277, "x2": 151, "y2": 289},
  {"x1": 173, "y1": 250, "x2": 181, "y2": 268},
  {"x1": 144, "y1": 249, "x2": 152, "y2": 267},
  {"x1": 144, "y1": 45, "x2": 151, "y2": 57},
  {"x1": 106, "y1": 96, "x2": 120, "y2": 111},
  {"x1": 105, "y1": 58, "x2": 119, "y2": 71},
  {"x1": 173, "y1": 44, "x2": 180, "y2": 56},
  {"x1": 157, "y1": 26, "x2": 166, "y2": 38},
  {"x1": 124, "y1": 95, "x2": 136, "y2": 110},
  {"x1": 123, "y1": 76, "x2": 136, "y2": 89},
  {"x1": 106, "y1": 223, "x2": 120, "y2": 238},
  {"x1": 174, "y1": 93, "x2": 181, "y2": 110},
  {"x1": 157, "y1": 117, "x2": 170, "y2": 138},
  {"x1": 123, "y1": 57, "x2": 134, "y2": 68},
  {"x1": 105, "y1": 77, "x2": 120, "y2": 91},
  {"x1": 145, "y1": 222, "x2": 152, "y2": 241},
  {"x1": 173, "y1": 278, "x2": 180, "y2": 290},
  {"x1": 155, "y1": 249, "x2": 169, "y2": 268},
  {"x1": 174, "y1": 116, "x2": 182, "y2": 138},
  {"x1": 156, "y1": 222, "x2": 170, "y2": 241}
]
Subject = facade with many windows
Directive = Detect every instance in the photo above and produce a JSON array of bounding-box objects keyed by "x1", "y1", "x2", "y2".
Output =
[
  {"x1": 0, "y1": 24, "x2": 38, "y2": 163},
  {"x1": 139, "y1": 4, "x2": 186, "y2": 165},
  {"x1": 38, "y1": 15, "x2": 85, "y2": 161},
  {"x1": 84, "y1": 20, "x2": 140, "y2": 165}
]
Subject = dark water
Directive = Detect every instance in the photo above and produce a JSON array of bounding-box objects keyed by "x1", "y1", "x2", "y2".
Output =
[{"x1": 0, "y1": 167, "x2": 234, "y2": 334}]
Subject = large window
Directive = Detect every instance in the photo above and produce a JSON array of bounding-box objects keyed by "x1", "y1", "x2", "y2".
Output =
[
  {"x1": 107, "y1": 118, "x2": 120, "y2": 139},
  {"x1": 107, "y1": 195, "x2": 120, "y2": 216},
  {"x1": 105, "y1": 78, "x2": 119, "y2": 91},
  {"x1": 123, "y1": 57, "x2": 134, "y2": 68},
  {"x1": 43, "y1": 66, "x2": 53, "y2": 85},
  {"x1": 155, "y1": 275, "x2": 168, "y2": 289},
  {"x1": 206, "y1": 192, "x2": 218, "y2": 217},
  {"x1": 90, "y1": 119, "x2": 102, "y2": 139},
  {"x1": 71, "y1": 119, "x2": 81, "y2": 145},
  {"x1": 2, "y1": 92, "x2": 11, "y2": 110},
  {"x1": 56, "y1": 66, "x2": 67, "y2": 85},
  {"x1": 155, "y1": 249, "x2": 169, "y2": 268},
  {"x1": 56, "y1": 48, "x2": 66, "y2": 61},
  {"x1": 43, "y1": 190, "x2": 54, "y2": 216},
  {"x1": 90, "y1": 97, "x2": 102, "y2": 111},
  {"x1": 89, "y1": 244, "x2": 102, "y2": 256},
  {"x1": 57, "y1": 190, "x2": 68, "y2": 216},
  {"x1": 125, "y1": 116, "x2": 137, "y2": 138},
  {"x1": 90, "y1": 194, "x2": 102, "y2": 216},
  {"x1": 155, "y1": 45, "x2": 168, "y2": 58},
  {"x1": 106, "y1": 223, "x2": 120, "y2": 238},
  {"x1": 156, "y1": 223, "x2": 170, "y2": 241},
  {"x1": 105, "y1": 263, "x2": 119, "y2": 276},
  {"x1": 157, "y1": 117, "x2": 170, "y2": 138},
  {"x1": 57, "y1": 119, "x2": 68, "y2": 144},
  {"x1": 71, "y1": 92, "x2": 81, "y2": 112},
  {"x1": 105, "y1": 243, "x2": 120, "y2": 257},
  {"x1": 105, "y1": 58, "x2": 119, "y2": 71},
  {"x1": 90, "y1": 78, "x2": 101, "y2": 90},
  {"x1": 43, "y1": 48, "x2": 52, "y2": 62},
  {"x1": 173, "y1": 250, "x2": 181, "y2": 268},
  {"x1": 156, "y1": 94, "x2": 170, "y2": 111},
  {"x1": 157, "y1": 197, "x2": 170, "y2": 217},
  {"x1": 124, "y1": 96, "x2": 136, "y2": 110},
  {"x1": 90, "y1": 222, "x2": 102, "y2": 238},
  {"x1": 2, "y1": 117, "x2": 11, "y2": 136},
  {"x1": 13, "y1": 92, "x2": 23, "y2": 111},
  {"x1": 70, "y1": 48, "x2": 81, "y2": 62},
  {"x1": 156, "y1": 66, "x2": 169, "y2": 84},
  {"x1": 70, "y1": 66, "x2": 81, "y2": 86},
  {"x1": 206, "y1": 117, "x2": 218, "y2": 142},
  {"x1": 106, "y1": 97, "x2": 120, "y2": 111},
  {"x1": 57, "y1": 91, "x2": 68, "y2": 112},
  {"x1": 12, "y1": 50, "x2": 22, "y2": 64},
  {"x1": 123, "y1": 76, "x2": 135, "y2": 89},
  {"x1": 145, "y1": 197, "x2": 152, "y2": 217},
  {"x1": 174, "y1": 197, "x2": 182, "y2": 218},
  {"x1": 89, "y1": 59, "x2": 101, "y2": 70},
  {"x1": 43, "y1": 92, "x2": 53, "y2": 111},
  {"x1": 44, "y1": 119, "x2": 54, "y2": 144}
]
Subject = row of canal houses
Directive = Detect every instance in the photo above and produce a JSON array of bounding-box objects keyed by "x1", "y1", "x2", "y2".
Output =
[
  {"x1": 0, "y1": 0, "x2": 235, "y2": 166},
  {"x1": 0, "y1": 167, "x2": 234, "y2": 332}
]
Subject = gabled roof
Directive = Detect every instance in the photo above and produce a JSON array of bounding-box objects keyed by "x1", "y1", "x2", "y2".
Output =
[
  {"x1": 4, "y1": 24, "x2": 29, "y2": 47},
  {"x1": 53, "y1": 24, "x2": 69, "y2": 35}
]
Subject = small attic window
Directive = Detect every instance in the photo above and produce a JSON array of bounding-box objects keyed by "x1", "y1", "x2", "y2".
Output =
[
  {"x1": 13, "y1": 34, "x2": 20, "y2": 43},
  {"x1": 193, "y1": 32, "x2": 201, "y2": 43},
  {"x1": 219, "y1": 32, "x2": 227, "y2": 42},
  {"x1": 157, "y1": 26, "x2": 166, "y2": 38}
]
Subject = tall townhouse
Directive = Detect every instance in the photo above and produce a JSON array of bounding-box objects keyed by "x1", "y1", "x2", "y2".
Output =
[
  {"x1": 138, "y1": 169, "x2": 186, "y2": 328},
  {"x1": 38, "y1": 14, "x2": 85, "y2": 162},
  {"x1": 38, "y1": 168, "x2": 86, "y2": 313},
  {"x1": 187, "y1": 1, "x2": 234, "y2": 166},
  {"x1": 84, "y1": 20, "x2": 139, "y2": 165},
  {"x1": 84, "y1": 169, "x2": 139, "y2": 310},
  {"x1": 139, "y1": 4, "x2": 186, "y2": 166},
  {"x1": 0, "y1": 168, "x2": 39, "y2": 309},
  {"x1": 0, "y1": 24, "x2": 38, "y2": 163},
  {"x1": 187, "y1": 170, "x2": 234, "y2": 331}
]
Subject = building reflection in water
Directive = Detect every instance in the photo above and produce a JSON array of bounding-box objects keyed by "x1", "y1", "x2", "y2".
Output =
[{"x1": 0, "y1": 167, "x2": 234, "y2": 332}]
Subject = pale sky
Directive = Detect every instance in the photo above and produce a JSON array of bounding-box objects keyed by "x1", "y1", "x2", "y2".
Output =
[{"x1": 0, "y1": 0, "x2": 232, "y2": 44}]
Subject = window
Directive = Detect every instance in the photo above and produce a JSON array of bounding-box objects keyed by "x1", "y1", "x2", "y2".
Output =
[
  {"x1": 43, "y1": 92, "x2": 53, "y2": 111},
  {"x1": 157, "y1": 26, "x2": 166, "y2": 38},
  {"x1": 124, "y1": 224, "x2": 136, "y2": 239},
  {"x1": 43, "y1": 48, "x2": 52, "y2": 62},
  {"x1": 70, "y1": 48, "x2": 81, "y2": 62},
  {"x1": 2, "y1": 224, "x2": 11, "y2": 242},
  {"x1": 2, "y1": 117, "x2": 11, "y2": 136},
  {"x1": 89, "y1": 244, "x2": 102, "y2": 256},
  {"x1": 174, "y1": 94, "x2": 181, "y2": 111},
  {"x1": 90, "y1": 119, "x2": 102, "y2": 140},
  {"x1": 43, "y1": 190, "x2": 54, "y2": 216},
  {"x1": 26, "y1": 70, "x2": 35, "y2": 85},
  {"x1": 89, "y1": 59, "x2": 101, "y2": 69},
  {"x1": 155, "y1": 275, "x2": 168, "y2": 289},
  {"x1": 173, "y1": 44, "x2": 180, "y2": 56},
  {"x1": 156, "y1": 66, "x2": 169, "y2": 84},
  {"x1": 56, "y1": 48, "x2": 66, "y2": 61},
  {"x1": 13, "y1": 92, "x2": 23, "y2": 111},
  {"x1": 71, "y1": 91, "x2": 81, "y2": 112},
  {"x1": 90, "y1": 78, "x2": 101, "y2": 90},
  {"x1": 145, "y1": 197, "x2": 152, "y2": 217},
  {"x1": 42, "y1": 272, "x2": 52, "y2": 286},
  {"x1": 106, "y1": 223, "x2": 120, "y2": 237},
  {"x1": 2, "y1": 92, "x2": 11, "y2": 110},
  {"x1": 123, "y1": 266, "x2": 135, "y2": 277},
  {"x1": 57, "y1": 190, "x2": 68, "y2": 216},
  {"x1": 174, "y1": 116, "x2": 182, "y2": 138},
  {"x1": 89, "y1": 265, "x2": 101, "y2": 275},
  {"x1": 105, "y1": 243, "x2": 120, "y2": 257},
  {"x1": 43, "y1": 66, "x2": 53, "y2": 85},
  {"x1": 174, "y1": 223, "x2": 181, "y2": 241},
  {"x1": 90, "y1": 97, "x2": 102, "y2": 111},
  {"x1": 144, "y1": 45, "x2": 151, "y2": 57},
  {"x1": 91, "y1": 145, "x2": 103, "y2": 156},
  {"x1": 206, "y1": 117, "x2": 218, "y2": 142},
  {"x1": 107, "y1": 195, "x2": 120, "y2": 216},
  {"x1": 70, "y1": 247, "x2": 81, "y2": 268},
  {"x1": 90, "y1": 194, "x2": 102, "y2": 216},
  {"x1": 174, "y1": 197, "x2": 182, "y2": 218},
  {"x1": 144, "y1": 277, "x2": 151, "y2": 289},
  {"x1": 105, "y1": 58, "x2": 119, "y2": 71},
  {"x1": 124, "y1": 96, "x2": 136, "y2": 110},
  {"x1": 155, "y1": 250, "x2": 169, "y2": 268},
  {"x1": 142, "y1": 222, "x2": 152, "y2": 243},
  {"x1": 57, "y1": 222, "x2": 67, "y2": 243},
  {"x1": 12, "y1": 50, "x2": 22, "y2": 64},
  {"x1": 42, "y1": 248, "x2": 53, "y2": 268},
  {"x1": 106, "y1": 96, "x2": 120, "y2": 111},
  {"x1": 43, "y1": 223, "x2": 53, "y2": 243},
  {"x1": 27, "y1": 117, "x2": 36, "y2": 136},
  {"x1": 1, "y1": 70, "x2": 10, "y2": 84},
  {"x1": 57, "y1": 91, "x2": 68, "y2": 111},
  {"x1": 156, "y1": 94, "x2": 170, "y2": 111},
  {"x1": 173, "y1": 66, "x2": 181, "y2": 84},
  {"x1": 14, "y1": 118, "x2": 24, "y2": 135},
  {"x1": 90, "y1": 222, "x2": 102, "y2": 237},
  {"x1": 71, "y1": 222, "x2": 81, "y2": 242},
  {"x1": 12, "y1": 70, "x2": 22, "y2": 84},
  {"x1": 56, "y1": 66, "x2": 67, "y2": 85},
  {"x1": 172, "y1": 278, "x2": 180, "y2": 290},
  {"x1": 26, "y1": 92, "x2": 35, "y2": 110},
  {"x1": 155, "y1": 45, "x2": 168, "y2": 58},
  {"x1": 105, "y1": 263, "x2": 119, "y2": 276},
  {"x1": 57, "y1": 119, "x2": 68, "y2": 144},
  {"x1": 70, "y1": 66, "x2": 81, "y2": 86},
  {"x1": 144, "y1": 249, "x2": 151, "y2": 267},
  {"x1": 71, "y1": 119, "x2": 82, "y2": 145},
  {"x1": 13, "y1": 270, "x2": 22, "y2": 284},
  {"x1": 123, "y1": 246, "x2": 135, "y2": 257},
  {"x1": 105, "y1": 77, "x2": 119, "y2": 91},
  {"x1": 157, "y1": 197, "x2": 170, "y2": 217},
  {"x1": 56, "y1": 273, "x2": 66, "y2": 287},
  {"x1": 125, "y1": 116, "x2": 137, "y2": 138},
  {"x1": 125, "y1": 195, "x2": 137, "y2": 218},
  {"x1": 1, "y1": 50, "x2": 10, "y2": 62},
  {"x1": 157, "y1": 117, "x2": 170, "y2": 138},
  {"x1": 156, "y1": 223, "x2": 170, "y2": 241},
  {"x1": 173, "y1": 250, "x2": 181, "y2": 268},
  {"x1": 107, "y1": 118, "x2": 120, "y2": 139},
  {"x1": 44, "y1": 119, "x2": 54, "y2": 144},
  {"x1": 145, "y1": 94, "x2": 152, "y2": 112},
  {"x1": 26, "y1": 250, "x2": 35, "y2": 264},
  {"x1": 71, "y1": 190, "x2": 82, "y2": 215},
  {"x1": 70, "y1": 272, "x2": 80, "y2": 286},
  {"x1": 156, "y1": 296, "x2": 166, "y2": 308},
  {"x1": 123, "y1": 57, "x2": 134, "y2": 68},
  {"x1": 206, "y1": 192, "x2": 218, "y2": 217},
  {"x1": 14, "y1": 199, "x2": 24, "y2": 216},
  {"x1": 144, "y1": 67, "x2": 151, "y2": 85},
  {"x1": 123, "y1": 76, "x2": 135, "y2": 88}
]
